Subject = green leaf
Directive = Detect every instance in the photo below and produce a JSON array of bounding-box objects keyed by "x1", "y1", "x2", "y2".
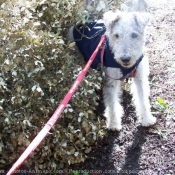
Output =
[
  {"x1": 73, "y1": 171, "x2": 79, "y2": 175},
  {"x1": 83, "y1": 173, "x2": 89, "y2": 175},
  {"x1": 157, "y1": 97, "x2": 166, "y2": 105},
  {"x1": 157, "y1": 97, "x2": 168, "y2": 109}
]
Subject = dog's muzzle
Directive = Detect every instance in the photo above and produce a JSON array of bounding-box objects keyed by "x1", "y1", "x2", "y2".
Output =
[
  {"x1": 121, "y1": 56, "x2": 131, "y2": 67},
  {"x1": 121, "y1": 56, "x2": 131, "y2": 63}
]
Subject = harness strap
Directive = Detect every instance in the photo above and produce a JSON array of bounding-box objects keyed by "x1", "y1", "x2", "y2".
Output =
[{"x1": 100, "y1": 37, "x2": 144, "y2": 81}]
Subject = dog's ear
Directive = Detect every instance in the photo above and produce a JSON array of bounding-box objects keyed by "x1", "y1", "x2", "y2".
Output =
[
  {"x1": 133, "y1": 12, "x2": 150, "y2": 29},
  {"x1": 103, "y1": 11, "x2": 121, "y2": 32}
]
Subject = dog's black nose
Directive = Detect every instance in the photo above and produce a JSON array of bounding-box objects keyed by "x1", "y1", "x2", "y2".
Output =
[{"x1": 121, "y1": 56, "x2": 131, "y2": 63}]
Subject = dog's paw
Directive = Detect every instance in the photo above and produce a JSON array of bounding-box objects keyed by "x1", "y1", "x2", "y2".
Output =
[
  {"x1": 106, "y1": 123, "x2": 122, "y2": 131},
  {"x1": 141, "y1": 116, "x2": 156, "y2": 127}
]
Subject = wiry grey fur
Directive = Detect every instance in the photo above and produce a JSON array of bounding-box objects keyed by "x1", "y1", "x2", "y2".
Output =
[
  {"x1": 103, "y1": 10, "x2": 156, "y2": 131},
  {"x1": 69, "y1": 0, "x2": 156, "y2": 131}
]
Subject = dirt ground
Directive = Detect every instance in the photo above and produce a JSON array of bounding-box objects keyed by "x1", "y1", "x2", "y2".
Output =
[
  {"x1": 3, "y1": 0, "x2": 175, "y2": 175},
  {"x1": 70, "y1": 0, "x2": 175, "y2": 174}
]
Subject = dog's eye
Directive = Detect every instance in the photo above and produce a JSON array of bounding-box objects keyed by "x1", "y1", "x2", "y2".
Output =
[
  {"x1": 131, "y1": 33, "x2": 138, "y2": 39},
  {"x1": 115, "y1": 34, "x2": 119, "y2": 38}
]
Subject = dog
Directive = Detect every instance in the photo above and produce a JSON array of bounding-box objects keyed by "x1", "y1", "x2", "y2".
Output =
[{"x1": 69, "y1": 7, "x2": 156, "y2": 131}]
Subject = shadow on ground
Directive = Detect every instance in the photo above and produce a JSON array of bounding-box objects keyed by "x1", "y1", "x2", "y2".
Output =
[{"x1": 69, "y1": 90, "x2": 151, "y2": 175}]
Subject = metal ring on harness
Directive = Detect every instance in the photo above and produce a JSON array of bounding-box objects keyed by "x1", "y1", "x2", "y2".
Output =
[{"x1": 74, "y1": 23, "x2": 106, "y2": 41}]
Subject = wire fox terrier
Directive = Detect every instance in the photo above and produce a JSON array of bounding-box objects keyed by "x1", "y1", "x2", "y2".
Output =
[{"x1": 69, "y1": 9, "x2": 156, "y2": 131}]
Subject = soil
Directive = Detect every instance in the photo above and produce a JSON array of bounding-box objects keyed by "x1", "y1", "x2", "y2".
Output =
[{"x1": 69, "y1": 0, "x2": 175, "y2": 174}]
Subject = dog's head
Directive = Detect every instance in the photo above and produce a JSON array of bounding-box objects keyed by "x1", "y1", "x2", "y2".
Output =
[{"x1": 103, "y1": 11, "x2": 150, "y2": 68}]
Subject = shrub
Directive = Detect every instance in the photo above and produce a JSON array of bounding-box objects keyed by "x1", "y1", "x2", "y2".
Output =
[{"x1": 0, "y1": 0, "x2": 120, "y2": 171}]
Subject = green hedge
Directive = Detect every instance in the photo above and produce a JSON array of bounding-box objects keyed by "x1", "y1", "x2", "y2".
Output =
[{"x1": 0, "y1": 0, "x2": 120, "y2": 171}]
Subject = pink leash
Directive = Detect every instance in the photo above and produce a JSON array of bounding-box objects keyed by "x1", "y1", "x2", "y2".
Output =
[{"x1": 6, "y1": 34, "x2": 106, "y2": 175}]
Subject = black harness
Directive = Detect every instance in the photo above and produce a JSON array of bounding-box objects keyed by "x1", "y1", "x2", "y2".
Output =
[{"x1": 73, "y1": 21, "x2": 143, "y2": 80}]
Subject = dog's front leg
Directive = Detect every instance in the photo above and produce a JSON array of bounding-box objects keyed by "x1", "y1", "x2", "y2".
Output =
[
  {"x1": 131, "y1": 59, "x2": 156, "y2": 126},
  {"x1": 103, "y1": 68, "x2": 124, "y2": 131}
]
